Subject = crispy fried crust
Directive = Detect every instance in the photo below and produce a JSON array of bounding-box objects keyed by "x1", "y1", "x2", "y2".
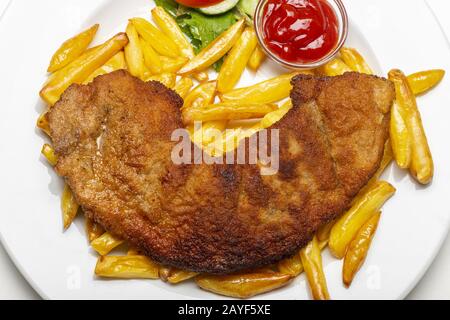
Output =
[{"x1": 47, "y1": 70, "x2": 394, "y2": 274}]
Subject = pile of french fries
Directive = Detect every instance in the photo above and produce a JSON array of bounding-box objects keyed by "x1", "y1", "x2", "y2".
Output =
[{"x1": 38, "y1": 6, "x2": 445, "y2": 299}]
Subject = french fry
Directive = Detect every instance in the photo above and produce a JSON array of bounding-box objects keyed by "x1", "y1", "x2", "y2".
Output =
[
  {"x1": 144, "y1": 73, "x2": 177, "y2": 89},
  {"x1": 343, "y1": 212, "x2": 381, "y2": 287},
  {"x1": 84, "y1": 51, "x2": 126, "y2": 84},
  {"x1": 127, "y1": 247, "x2": 143, "y2": 256},
  {"x1": 40, "y1": 33, "x2": 129, "y2": 106},
  {"x1": 159, "y1": 266, "x2": 172, "y2": 281},
  {"x1": 167, "y1": 270, "x2": 199, "y2": 284},
  {"x1": 319, "y1": 239, "x2": 329, "y2": 251},
  {"x1": 124, "y1": 23, "x2": 145, "y2": 78},
  {"x1": 317, "y1": 220, "x2": 335, "y2": 243},
  {"x1": 374, "y1": 140, "x2": 394, "y2": 180},
  {"x1": 259, "y1": 100, "x2": 293, "y2": 129},
  {"x1": 130, "y1": 18, "x2": 180, "y2": 58},
  {"x1": 192, "y1": 71, "x2": 209, "y2": 83},
  {"x1": 320, "y1": 58, "x2": 352, "y2": 76},
  {"x1": 140, "y1": 38, "x2": 163, "y2": 75},
  {"x1": 340, "y1": 47, "x2": 373, "y2": 74},
  {"x1": 188, "y1": 120, "x2": 227, "y2": 151},
  {"x1": 174, "y1": 77, "x2": 194, "y2": 99},
  {"x1": 152, "y1": 6, "x2": 195, "y2": 59},
  {"x1": 48, "y1": 24, "x2": 99, "y2": 73},
  {"x1": 182, "y1": 81, "x2": 217, "y2": 111},
  {"x1": 214, "y1": 128, "x2": 244, "y2": 155},
  {"x1": 278, "y1": 252, "x2": 304, "y2": 277},
  {"x1": 248, "y1": 45, "x2": 266, "y2": 71},
  {"x1": 160, "y1": 56, "x2": 189, "y2": 74},
  {"x1": 390, "y1": 101, "x2": 411, "y2": 169},
  {"x1": 178, "y1": 19, "x2": 245, "y2": 75},
  {"x1": 300, "y1": 236, "x2": 330, "y2": 300},
  {"x1": 46, "y1": 44, "x2": 101, "y2": 86},
  {"x1": 183, "y1": 103, "x2": 277, "y2": 124},
  {"x1": 41, "y1": 144, "x2": 57, "y2": 166},
  {"x1": 91, "y1": 232, "x2": 124, "y2": 256},
  {"x1": 95, "y1": 256, "x2": 160, "y2": 279},
  {"x1": 407, "y1": 69, "x2": 445, "y2": 96},
  {"x1": 217, "y1": 27, "x2": 258, "y2": 93},
  {"x1": 329, "y1": 181, "x2": 396, "y2": 259},
  {"x1": 37, "y1": 112, "x2": 51, "y2": 136},
  {"x1": 220, "y1": 72, "x2": 306, "y2": 104},
  {"x1": 389, "y1": 69, "x2": 434, "y2": 184},
  {"x1": 196, "y1": 272, "x2": 293, "y2": 299},
  {"x1": 86, "y1": 217, "x2": 105, "y2": 243},
  {"x1": 62, "y1": 185, "x2": 79, "y2": 230}
]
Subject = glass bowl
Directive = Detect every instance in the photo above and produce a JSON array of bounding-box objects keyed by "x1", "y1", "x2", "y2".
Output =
[{"x1": 254, "y1": 0, "x2": 349, "y2": 70}]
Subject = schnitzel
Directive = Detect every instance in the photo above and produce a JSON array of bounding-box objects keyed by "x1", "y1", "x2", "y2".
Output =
[{"x1": 47, "y1": 70, "x2": 394, "y2": 274}]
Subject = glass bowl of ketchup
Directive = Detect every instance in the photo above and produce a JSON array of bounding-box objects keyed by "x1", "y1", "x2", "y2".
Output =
[{"x1": 254, "y1": 0, "x2": 348, "y2": 70}]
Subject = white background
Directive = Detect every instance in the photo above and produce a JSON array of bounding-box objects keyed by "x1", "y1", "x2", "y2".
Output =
[{"x1": 0, "y1": 0, "x2": 448, "y2": 300}]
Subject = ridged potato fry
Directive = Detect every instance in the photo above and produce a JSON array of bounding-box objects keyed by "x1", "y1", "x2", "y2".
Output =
[
  {"x1": 278, "y1": 252, "x2": 304, "y2": 277},
  {"x1": 167, "y1": 270, "x2": 199, "y2": 284},
  {"x1": 188, "y1": 120, "x2": 227, "y2": 152},
  {"x1": 317, "y1": 220, "x2": 335, "y2": 243},
  {"x1": 91, "y1": 232, "x2": 124, "y2": 256},
  {"x1": 343, "y1": 212, "x2": 381, "y2": 287},
  {"x1": 178, "y1": 19, "x2": 245, "y2": 75},
  {"x1": 196, "y1": 272, "x2": 293, "y2": 299},
  {"x1": 37, "y1": 112, "x2": 51, "y2": 136},
  {"x1": 389, "y1": 69, "x2": 434, "y2": 184},
  {"x1": 183, "y1": 103, "x2": 277, "y2": 124},
  {"x1": 390, "y1": 101, "x2": 411, "y2": 169},
  {"x1": 40, "y1": 33, "x2": 128, "y2": 106},
  {"x1": 144, "y1": 73, "x2": 177, "y2": 89},
  {"x1": 152, "y1": 6, "x2": 195, "y2": 59},
  {"x1": 130, "y1": 18, "x2": 180, "y2": 58},
  {"x1": 217, "y1": 27, "x2": 258, "y2": 93},
  {"x1": 41, "y1": 144, "x2": 57, "y2": 166},
  {"x1": 182, "y1": 81, "x2": 217, "y2": 111},
  {"x1": 300, "y1": 236, "x2": 330, "y2": 300},
  {"x1": 140, "y1": 38, "x2": 163, "y2": 75},
  {"x1": 320, "y1": 58, "x2": 352, "y2": 76},
  {"x1": 86, "y1": 217, "x2": 105, "y2": 243},
  {"x1": 192, "y1": 71, "x2": 210, "y2": 83},
  {"x1": 248, "y1": 45, "x2": 266, "y2": 71},
  {"x1": 160, "y1": 56, "x2": 189, "y2": 74},
  {"x1": 329, "y1": 181, "x2": 396, "y2": 259},
  {"x1": 48, "y1": 24, "x2": 99, "y2": 73},
  {"x1": 248, "y1": 99, "x2": 293, "y2": 135},
  {"x1": 174, "y1": 77, "x2": 194, "y2": 99},
  {"x1": 340, "y1": 47, "x2": 373, "y2": 74},
  {"x1": 124, "y1": 23, "x2": 145, "y2": 78},
  {"x1": 407, "y1": 69, "x2": 445, "y2": 96},
  {"x1": 220, "y1": 72, "x2": 305, "y2": 104},
  {"x1": 61, "y1": 185, "x2": 79, "y2": 230},
  {"x1": 95, "y1": 256, "x2": 160, "y2": 279},
  {"x1": 84, "y1": 51, "x2": 126, "y2": 84}
]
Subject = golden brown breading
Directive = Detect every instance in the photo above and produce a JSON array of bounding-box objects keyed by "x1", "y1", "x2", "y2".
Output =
[{"x1": 47, "y1": 70, "x2": 394, "y2": 274}]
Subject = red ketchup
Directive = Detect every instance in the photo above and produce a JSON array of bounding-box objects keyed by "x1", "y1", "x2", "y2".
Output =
[{"x1": 262, "y1": 0, "x2": 339, "y2": 64}]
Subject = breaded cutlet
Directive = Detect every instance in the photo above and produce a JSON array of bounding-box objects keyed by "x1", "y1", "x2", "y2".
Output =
[{"x1": 47, "y1": 70, "x2": 394, "y2": 274}]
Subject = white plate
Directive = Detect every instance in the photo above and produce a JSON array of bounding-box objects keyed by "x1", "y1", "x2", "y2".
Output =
[{"x1": 0, "y1": 0, "x2": 449, "y2": 300}]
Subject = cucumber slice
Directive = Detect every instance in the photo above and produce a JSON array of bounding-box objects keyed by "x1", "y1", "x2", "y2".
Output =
[
  {"x1": 198, "y1": 0, "x2": 240, "y2": 15},
  {"x1": 237, "y1": 0, "x2": 258, "y2": 18}
]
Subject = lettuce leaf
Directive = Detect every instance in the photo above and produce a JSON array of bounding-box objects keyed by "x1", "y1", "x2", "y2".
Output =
[
  {"x1": 154, "y1": 0, "x2": 179, "y2": 17},
  {"x1": 153, "y1": 0, "x2": 238, "y2": 70}
]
